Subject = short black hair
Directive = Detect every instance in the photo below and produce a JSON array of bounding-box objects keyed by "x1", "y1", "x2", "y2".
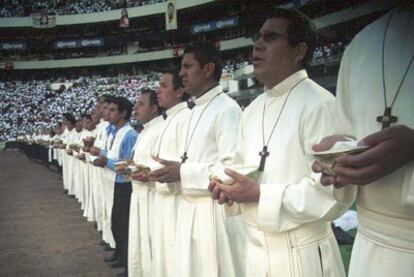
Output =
[
  {"x1": 100, "y1": 94, "x2": 111, "y2": 100},
  {"x1": 266, "y1": 8, "x2": 317, "y2": 68},
  {"x1": 63, "y1": 113, "x2": 76, "y2": 125},
  {"x1": 102, "y1": 94, "x2": 114, "y2": 104},
  {"x1": 109, "y1": 96, "x2": 133, "y2": 120},
  {"x1": 162, "y1": 68, "x2": 190, "y2": 101},
  {"x1": 183, "y1": 42, "x2": 223, "y2": 82},
  {"x1": 141, "y1": 89, "x2": 163, "y2": 115},
  {"x1": 163, "y1": 68, "x2": 183, "y2": 91},
  {"x1": 81, "y1": 114, "x2": 92, "y2": 120}
]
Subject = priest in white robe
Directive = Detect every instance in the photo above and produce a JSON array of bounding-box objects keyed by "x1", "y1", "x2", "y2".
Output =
[
  {"x1": 149, "y1": 69, "x2": 188, "y2": 277},
  {"x1": 51, "y1": 123, "x2": 63, "y2": 169},
  {"x1": 56, "y1": 122, "x2": 67, "y2": 170},
  {"x1": 56, "y1": 125, "x2": 69, "y2": 183},
  {"x1": 127, "y1": 90, "x2": 164, "y2": 277},
  {"x1": 149, "y1": 42, "x2": 245, "y2": 277},
  {"x1": 210, "y1": 8, "x2": 355, "y2": 277},
  {"x1": 67, "y1": 119, "x2": 83, "y2": 197},
  {"x1": 75, "y1": 114, "x2": 96, "y2": 210},
  {"x1": 73, "y1": 119, "x2": 89, "y2": 202},
  {"x1": 312, "y1": 8, "x2": 414, "y2": 277},
  {"x1": 61, "y1": 113, "x2": 77, "y2": 193},
  {"x1": 89, "y1": 96, "x2": 113, "y2": 244}
]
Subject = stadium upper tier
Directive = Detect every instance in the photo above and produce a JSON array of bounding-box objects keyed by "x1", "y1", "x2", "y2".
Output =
[
  {"x1": 0, "y1": 0, "x2": 212, "y2": 27},
  {"x1": 0, "y1": 0, "x2": 167, "y2": 18},
  {"x1": 1, "y1": 1, "x2": 390, "y2": 70}
]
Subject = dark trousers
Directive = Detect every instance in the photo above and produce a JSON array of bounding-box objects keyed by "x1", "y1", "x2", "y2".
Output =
[{"x1": 111, "y1": 182, "x2": 132, "y2": 266}]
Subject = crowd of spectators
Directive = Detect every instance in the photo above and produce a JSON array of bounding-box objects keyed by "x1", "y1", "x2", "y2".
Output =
[
  {"x1": 0, "y1": 0, "x2": 166, "y2": 17},
  {"x1": 0, "y1": 73, "x2": 159, "y2": 142},
  {"x1": 0, "y1": 39, "x2": 347, "y2": 142},
  {"x1": 312, "y1": 41, "x2": 346, "y2": 61},
  {"x1": 0, "y1": 58, "x2": 255, "y2": 142},
  {"x1": 222, "y1": 56, "x2": 250, "y2": 75}
]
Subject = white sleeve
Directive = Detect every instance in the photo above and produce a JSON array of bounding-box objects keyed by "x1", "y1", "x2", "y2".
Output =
[
  {"x1": 180, "y1": 106, "x2": 241, "y2": 194},
  {"x1": 257, "y1": 98, "x2": 357, "y2": 232},
  {"x1": 402, "y1": 163, "x2": 414, "y2": 206},
  {"x1": 335, "y1": 43, "x2": 356, "y2": 138}
]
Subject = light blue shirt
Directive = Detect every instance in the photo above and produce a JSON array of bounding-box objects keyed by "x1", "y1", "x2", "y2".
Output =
[{"x1": 101, "y1": 123, "x2": 137, "y2": 183}]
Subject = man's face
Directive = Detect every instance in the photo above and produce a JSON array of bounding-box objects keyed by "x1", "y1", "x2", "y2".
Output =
[
  {"x1": 63, "y1": 118, "x2": 74, "y2": 130},
  {"x1": 134, "y1": 94, "x2": 155, "y2": 124},
  {"x1": 91, "y1": 106, "x2": 100, "y2": 120},
  {"x1": 101, "y1": 102, "x2": 110, "y2": 121},
  {"x1": 75, "y1": 120, "x2": 83, "y2": 132},
  {"x1": 91, "y1": 111, "x2": 99, "y2": 124},
  {"x1": 83, "y1": 118, "x2": 94, "y2": 131},
  {"x1": 98, "y1": 98, "x2": 108, "y2": 114},
  {"x1": 179, "y1": 53, "x2": 207, "y2": 96},
  {"x1": 94, "y1": 98, "x2": 102, "y2": 114},
  {"x1": 107, "y1": 103, "x2": 125, "y2": 125},
  {"x1": 156, "y1": 73, "x2": 180, "y2": 109},
  {"x1": 252, "y1": 18, "x2": 300, "y2": 87}
]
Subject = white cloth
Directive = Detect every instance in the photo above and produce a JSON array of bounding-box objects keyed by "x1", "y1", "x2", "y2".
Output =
[
  {"x1": 62, "y1": 128, "x2": 80, "y2": 194},
  {"x1": 151, "y1": 102, "x2": 188, "y2": 277},
  {"x1": 101, "y1": 167, "x2": 116, "y2": 248},
  {"x1": 84, "y1": 126, "x2": 100, "y2": 222},
  {"x1": 82, "y1": 162, "x2": 94, "y2": 219},
  {"x1": 67, "y1": 130, "x2": 82, "y2": 196},
  {"x1": 95, "y1": 121, "x2": 113, "y2": 239},
  {"x1": 84, "y1": 120, "x2": 108, "y2": 233},
  {"x1": 176, "y1": 85, "x2": 245, "y2": 277},
  {"x1": 55, "y1": 133, "x2": 64, "y2": 166},
  {"x1": 73, "y1": 129, "x2": 91, "y2": 203},
  {"x1": 77, "y1": 129, "x2": 94, "y2": 209},
  {"x1": 128, "y1": 116, "x2": 164, "y2": 277},
  {"x1": 334, "y1": 10, "x2": 414, "y2": 277},
  {"x1": 60, "y1": 128, "x2": 70, "y2": 190},
  {"x1": 234, "y1": 70, "x2": 354, "y2": 276}
]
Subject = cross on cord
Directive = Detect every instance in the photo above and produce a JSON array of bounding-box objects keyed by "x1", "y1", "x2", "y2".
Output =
[
  {"x1": 180, "y1": 152, "x2": 188, "y2": 163},
  {"x1": 376, "y1": 107, "x2": 398, "y2": 130},
  {"x1": 259, "y1": 146, "x2": 269, "y2": 171}
]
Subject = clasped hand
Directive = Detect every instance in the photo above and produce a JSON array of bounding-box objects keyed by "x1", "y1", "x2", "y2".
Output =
[
  {"x1": 208, "y1": 169, "x2": 260, "y2": 205},
  {"x1": 147, "y1": 156, "x2": 181, "y2": 183},
  {"x1": 93, "y1": 156, "x2": 107, "y2": 167},
  {"x1": 312, "y1": 125, "x2": 414, "y2": 187}
]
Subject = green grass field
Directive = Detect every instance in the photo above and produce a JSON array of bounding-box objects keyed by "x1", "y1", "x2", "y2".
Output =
[
  {"x1": 339, "y1": 206, "x2": 357, "y2": 274},
  {"x1": 339, "y1": 233, "x2": 355, "y2": 274}
]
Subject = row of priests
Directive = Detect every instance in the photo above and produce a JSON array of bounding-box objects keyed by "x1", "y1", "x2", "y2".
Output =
[{"x1": 40, "y1": 6, "x2": 412, "y2": 277}]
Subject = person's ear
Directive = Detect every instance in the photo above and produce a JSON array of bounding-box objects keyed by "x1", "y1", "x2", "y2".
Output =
[
  {"x1": 150, "y1": 104, "x2": 158, "y2": 115},
  {"x1": 175, "y1": 88, "x2": 185, "y2": 100},
  {"x1": 120, "y1": 110, "x2": 127, "y2": 120},
  {"x1": 294, "y1": 42, "x2": 308, "y2": 67},
  {"x1": 203, "y1": 62, "x2": 216, "y2": 79}
]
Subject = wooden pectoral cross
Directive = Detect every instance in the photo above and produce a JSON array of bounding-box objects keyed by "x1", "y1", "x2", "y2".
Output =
[
  {"x1": 376, "y1": 107, "x2": 397, "y2": 130},
  {"x1": 259, "y1": 146, "x2": 269, "y2": 171},
  {"x1": 180, "y1": 152, "x2": 188, "y2": 163}
]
